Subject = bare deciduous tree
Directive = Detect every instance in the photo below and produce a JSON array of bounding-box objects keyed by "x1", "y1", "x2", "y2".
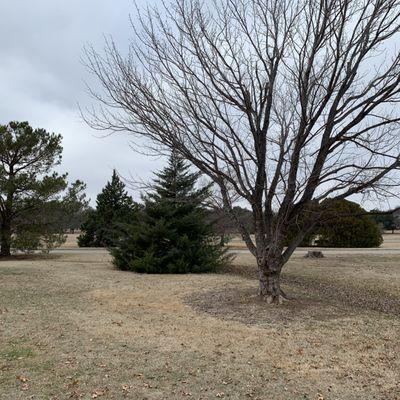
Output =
[{"x1": 84, "y1": 0, "x2": 400, "y2": 303}]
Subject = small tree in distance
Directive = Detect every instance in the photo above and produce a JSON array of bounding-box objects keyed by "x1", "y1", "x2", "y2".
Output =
[
  {"x1": 78, "y1": 170, "x2": 137, "y2": 247},
  {"x1": 208, "y1": 206, "x2": 254, "y2": 245},
  {"x1": 85, "y1": 0, "x2": 400, "y2": 302},
  {"x1": 111, "y1": 153, "x2": 229, "y2": 273},
  {"x1": 11, "y1": 180, "x2": 89, "y2": 254}
]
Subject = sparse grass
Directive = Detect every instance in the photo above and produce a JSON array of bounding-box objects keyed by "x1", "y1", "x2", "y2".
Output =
[
  {"x1": 2, "y1": 345, "x2": 35, "y2": 361},
  {"x1": 0, "y1": 251, "x2": 399, "y2": 399}
]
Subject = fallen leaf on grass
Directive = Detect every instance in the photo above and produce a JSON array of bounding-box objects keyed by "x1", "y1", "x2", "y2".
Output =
[
  {"x1": 16, "y1": 375, "x2": 28, "y2": 382},
  {"x1": 91, "y1": 388, "x2": 108, "y2": 398},
  {"x1": 68, "y1": 390, "x2": 84, "y2": 399}
]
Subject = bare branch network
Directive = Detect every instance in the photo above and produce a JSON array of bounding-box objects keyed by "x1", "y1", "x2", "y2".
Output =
[{"x1": 84, "y1": 0, "x2": 400, "y2": 302}]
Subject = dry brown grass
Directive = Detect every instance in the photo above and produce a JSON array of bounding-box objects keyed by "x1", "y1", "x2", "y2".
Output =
[
  {"x1": 227, "y1": 233, "x2": 400, "y2": 250},
  {"x1": 0, "y1": 251, "x2": 399, "y2": 399},
  {"x1": 61, "y1": 234, "x2": 80, "y2": 248},
  {"x1": 61, "y1": 232, "x2": 400, "y2": 250}
]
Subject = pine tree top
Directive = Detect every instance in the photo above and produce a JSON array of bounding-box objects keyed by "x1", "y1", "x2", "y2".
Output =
[
  {"x1": 96, "y1": 169, "x2": 134, "y2": 212},
  {"x1": 148, "y1": 153, "x2": 210, "y2": 205}
]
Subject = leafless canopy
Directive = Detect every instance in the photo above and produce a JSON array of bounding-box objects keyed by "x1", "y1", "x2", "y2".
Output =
[{"x1": 84, "y1": 0, "x2": 400, "y2": 301}]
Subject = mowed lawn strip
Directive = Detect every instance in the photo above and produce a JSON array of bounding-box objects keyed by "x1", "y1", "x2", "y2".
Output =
[{"x1": 0, "y1": 251, "x2": 399, "y2": 399}]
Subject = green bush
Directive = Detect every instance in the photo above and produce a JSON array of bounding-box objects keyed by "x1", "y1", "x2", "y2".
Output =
[
  {"x1": 316, "y1": 200, "x2": 383, "y2": 248},
  {"x1": 11, "y1": 231, "x2": 66, "y2": 255},
  {"x1": 285, "y1": 199, "x2": 383, "y2": 248},
  {"x1": 11, "y1": 231, "x2": 41, "y2": 254},
  {"x1": 40, "y1": 233, "x2": 67, "y2": 254}
]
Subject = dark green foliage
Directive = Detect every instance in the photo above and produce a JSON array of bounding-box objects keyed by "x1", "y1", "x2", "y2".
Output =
[
  {"x1": 0, "y1": 121, "x2": 87, "y2": 256},
  {"x1": 285, "y1": 200, "x2": 383, "y2": 248},
  {"x1": 12, "y1": 181, "x2": 89, "y2": 253},
  {"x1": 111, "y1": 154, "x2": 229, "y2": 273},
  {"x1": 77, "y1": 209, "x2": 98, "y2": 247},
  {"x1": 78, "y1": 170, "x2": 137, "y2": 247},
  {"x1": 316, "y1": 200, "x2": 383, "y2": 248}
]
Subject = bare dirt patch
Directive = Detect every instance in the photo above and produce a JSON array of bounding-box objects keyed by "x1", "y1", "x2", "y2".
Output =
[{"x1": 186, "y1": 286, "x2": 352, "y2": 327}]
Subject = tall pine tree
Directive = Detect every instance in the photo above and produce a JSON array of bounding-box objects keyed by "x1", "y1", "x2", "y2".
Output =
[
  {"x1": 111, "y1": 153, "x2": 228, "y2": 273},
  {"x1": 78, "y1": 170, "x2": 137, "y2": 247}
]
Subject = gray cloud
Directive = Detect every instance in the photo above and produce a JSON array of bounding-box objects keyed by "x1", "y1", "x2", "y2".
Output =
[{"x1": 0, "y1": 0, "x2": 159, "y2": 204}]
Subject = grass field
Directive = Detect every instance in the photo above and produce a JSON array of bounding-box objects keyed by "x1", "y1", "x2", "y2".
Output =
[{"x1": 1, "y1": 250, "x2": 399, "y2": 399}]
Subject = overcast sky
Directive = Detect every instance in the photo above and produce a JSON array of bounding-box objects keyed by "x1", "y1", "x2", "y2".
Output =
[
  {"x1": 0, "y1": 1, "x2": 398, "y2": 211},
  {"x1": 0, "y1": 0, "x2": 163, "y2": 204}
]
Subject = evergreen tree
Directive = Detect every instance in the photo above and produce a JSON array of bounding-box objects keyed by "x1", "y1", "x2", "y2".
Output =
[
  {"x1": 111, "y1": 153, "x2": 229, "y2": 273},
  {"x1": 78, "y1": 170, "x2": 137, "y2": 247},
  {"x1": 0, "y1": 121, "x2": 86, "y2": 256}
]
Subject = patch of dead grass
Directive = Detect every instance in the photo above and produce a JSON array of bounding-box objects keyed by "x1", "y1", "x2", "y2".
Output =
[{"x1": 0, "y1": 251, "x2": 399, "y2": 399}]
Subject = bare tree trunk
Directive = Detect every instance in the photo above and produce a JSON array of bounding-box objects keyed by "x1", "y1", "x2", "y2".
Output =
[
  {"x1": 257, "y1": 255, "x2": 287, "y2": 304},
  {"x1": 0, "y1": 222, "x2": 11, "y2": 257}
]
